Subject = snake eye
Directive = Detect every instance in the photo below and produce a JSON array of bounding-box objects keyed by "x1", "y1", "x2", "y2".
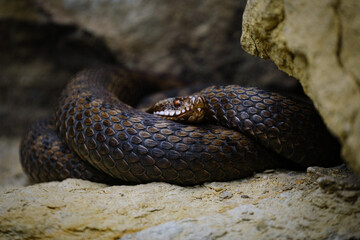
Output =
[{"x1": 173, "y1": 98, "x2": 181, "y2": 107}]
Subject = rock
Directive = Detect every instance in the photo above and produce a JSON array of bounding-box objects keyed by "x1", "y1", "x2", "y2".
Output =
[
  {"x1": 306, "y1": 165, "x2": 360, "y2": 196},
  {"x1": 241, "y1": 0, "x2": 360, "y2": 175},
  {"x1": 0, "y1": 0, "x2": 299, "y2": 136},
  {"x1": 1, "y1": 139, "x2": 359, "y2": 238},
  {"x1": 1, "y1": 167, "x2": 359, "y2": 239},
  {"x1": 37, "y1": 0, "x2": 294, "y2": 87}
]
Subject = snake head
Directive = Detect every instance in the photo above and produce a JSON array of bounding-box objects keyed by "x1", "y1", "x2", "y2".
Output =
[{"x1": 147, "y1": 95, "x2": 207, "y2": 123}]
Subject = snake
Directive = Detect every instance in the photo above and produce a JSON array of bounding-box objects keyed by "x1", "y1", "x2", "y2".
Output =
[{"x1": 20, "y1": 67, "x2": 341, "y2": 185}]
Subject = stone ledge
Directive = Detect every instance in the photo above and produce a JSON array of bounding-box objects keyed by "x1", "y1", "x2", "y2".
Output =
[
  {"x1": 1, "y1": 165, "x2": 359, "y2": 239},
  {"x1": 241, "y1": 0, "x2": 360, "y2": 175}
]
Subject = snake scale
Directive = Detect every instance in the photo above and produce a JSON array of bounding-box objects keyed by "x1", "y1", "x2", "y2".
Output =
[{"x1": 20, "y1": 67, "x2": 340, "y2": 185}]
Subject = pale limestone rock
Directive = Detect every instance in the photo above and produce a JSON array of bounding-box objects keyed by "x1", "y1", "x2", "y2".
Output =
[
  {"x1": 1, "y1": 157, "x2": 359, "y2": 239},
  {"x1": 241, "y1": 0, "x2": 360, "y2": 175},
  {"x1": 1, "y1": 140, "x2": 359, "y2": 239}
]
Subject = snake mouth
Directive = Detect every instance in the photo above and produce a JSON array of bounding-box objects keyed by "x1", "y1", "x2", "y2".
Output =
[{"x1": 153, "y1": 105, "x2": 201, "y2": 118}]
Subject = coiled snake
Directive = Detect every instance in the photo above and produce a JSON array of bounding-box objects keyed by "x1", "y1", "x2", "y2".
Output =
[{"x1": 20, "y1": 67, "x2": 340, "y2": 185}]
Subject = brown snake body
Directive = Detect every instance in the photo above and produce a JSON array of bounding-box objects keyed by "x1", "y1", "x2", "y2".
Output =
[{"x1": 20, "y1": 67, "x2": 340, "y2": 185}]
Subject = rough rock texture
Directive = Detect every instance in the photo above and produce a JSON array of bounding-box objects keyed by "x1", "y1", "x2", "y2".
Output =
[
  {"x1": 241, "y1": 0, "x2": 360, "y2": 175},
  {"x1": 0, "y1": 0, "x2": 299, "y2": 136},
  {"x1": 1, "y1": 148, "x2": 359, "y2": 240},
  {"x1": 1, "y1": 140, "x2": 360, "y2": 239}
]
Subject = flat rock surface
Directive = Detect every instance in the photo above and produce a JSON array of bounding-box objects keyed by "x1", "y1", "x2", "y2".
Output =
[{"x1": 1, "y1": 139, "x2": 360, "y2": 239}]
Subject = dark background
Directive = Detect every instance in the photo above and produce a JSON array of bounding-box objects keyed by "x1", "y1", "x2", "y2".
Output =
[{"x1": 0, "y1": 0, "x2": 302, "y2": 136}]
